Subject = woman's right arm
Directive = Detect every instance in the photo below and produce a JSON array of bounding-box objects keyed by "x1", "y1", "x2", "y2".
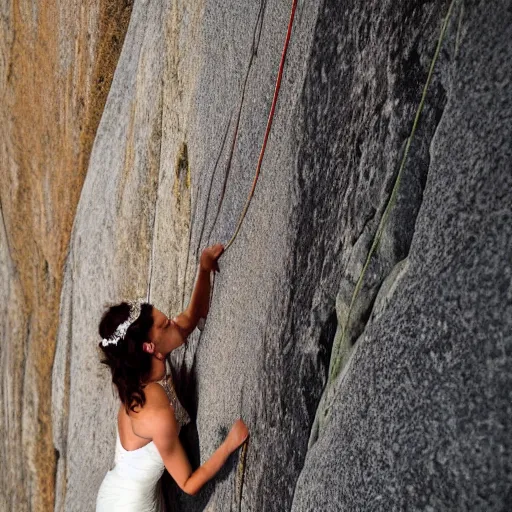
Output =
[{"x1": 148, "y1": 388, "x2": 248, "y2": 496}]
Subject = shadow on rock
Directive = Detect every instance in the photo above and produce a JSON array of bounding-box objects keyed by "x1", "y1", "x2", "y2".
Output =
[{"x1": 162, "y1": 360, "x2": 238, "y2": 511}]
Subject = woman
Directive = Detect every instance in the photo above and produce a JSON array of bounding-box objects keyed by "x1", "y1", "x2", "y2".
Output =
[{"x1": 96, "y1": 243, "x2": 249, "y2": 511}]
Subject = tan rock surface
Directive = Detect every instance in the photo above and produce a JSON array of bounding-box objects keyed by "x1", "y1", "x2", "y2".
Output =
[
  {"x1": 0, "y1": 1, "x2": 132, "y2": 510},
  {"x1": 51, "y1": 2, "x2": 206, "y2": 509}
]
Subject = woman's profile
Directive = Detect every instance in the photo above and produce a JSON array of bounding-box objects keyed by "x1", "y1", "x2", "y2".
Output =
[{"x1": 95, "y1": 243, "x2": 249, "y2": 511}]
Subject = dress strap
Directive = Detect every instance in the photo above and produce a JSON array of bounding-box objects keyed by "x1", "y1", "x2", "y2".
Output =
[{"x1": 157, "y1": 362, "x2": 191, "y2": 428}]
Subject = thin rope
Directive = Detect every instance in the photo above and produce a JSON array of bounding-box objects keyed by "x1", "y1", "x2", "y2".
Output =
[
  {"x1": 182, "y1": 110, "x2": 234, "y2": 310},
  {"x1": 204, "y1": 0, "x2": 268, "y2": 249},
  {"x1": 227, "y1": 1, "x2": 298, "y2": 508},
  {"x1": 224, "y1": 0, "x2": 298, "y2": 252},
  {"x1": 328, "y1": 0, "x2": 457, "y2": 385}
]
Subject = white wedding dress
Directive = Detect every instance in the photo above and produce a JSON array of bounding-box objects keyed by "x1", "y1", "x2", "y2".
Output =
[{"x1": 96, "y1": 363, "x2": 191, "y2": 511}]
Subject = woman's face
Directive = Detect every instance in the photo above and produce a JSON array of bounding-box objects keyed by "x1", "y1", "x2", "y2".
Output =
[{"x1": 148, "y1": 307, "x2": 184, "y2": 354}]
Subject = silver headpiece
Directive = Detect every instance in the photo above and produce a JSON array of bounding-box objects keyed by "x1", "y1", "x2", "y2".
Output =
[{"x1": 101, "y1": 298, "x2": 146, "y2": 347}]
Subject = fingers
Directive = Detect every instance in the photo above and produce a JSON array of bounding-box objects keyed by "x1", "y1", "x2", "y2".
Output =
[
  {"x1": 213, "y1": 243, "x2": 224, "y2": 256},
  {"x1": 205, "y1": 243, "x2": 224, "y2": 253},
  {"x1": 209, "y1": 243, "x2": 224, "y2": 266},
  {"x1": 214, "y1": 244, "x2": 224, "y2": 271},
  {"x1": 201, "y1": 243, "x2": 225, "y2": 272}
]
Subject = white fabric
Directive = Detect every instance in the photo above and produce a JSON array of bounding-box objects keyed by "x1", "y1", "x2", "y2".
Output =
[
  {"x1": 96, "y1": 375, "x2": 189, "y2": 511},
  {"x1": 96, "y1": 425, "x2": 166, "y2": 512}
]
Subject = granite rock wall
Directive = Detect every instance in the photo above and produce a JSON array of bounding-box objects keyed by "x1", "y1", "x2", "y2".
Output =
[
  {"x1": 292, "y1": 0, "x2": 512, "y2": 509},
  {"x1": 3, "y1": 0, "x2": 511, "y2": 510},
  {"x1": 0, "y1": 1, "x2": 132, "y2": 510}
]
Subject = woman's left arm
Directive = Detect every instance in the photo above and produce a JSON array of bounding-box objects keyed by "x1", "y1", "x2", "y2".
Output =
[{"x1": 173, "y1": 244, "x2": 224, "y2": 336}]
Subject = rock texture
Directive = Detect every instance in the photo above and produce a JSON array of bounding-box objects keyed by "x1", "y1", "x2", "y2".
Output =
[
  {"x1": 51, "y1": 1, "x2": 205, "y2": 510},
  {"x1": 0, "y1": 1, "x2": 132, "y2": 510},
  {"x1": 292, "y1": 0, "x2": 512, "y2": 510},
  {"x1": 4, "y1": 0, "x2": 510, "y2": 510}
]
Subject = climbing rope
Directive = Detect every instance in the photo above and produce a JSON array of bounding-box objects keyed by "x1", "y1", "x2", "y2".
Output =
[
  {"x1": 198, "y1": 1, "x2": 298, "y2": 508},
  {"x1": 187, "y1": 0, "x2": 456, "y2": 505},
  {"x1": 204, "y1": 0, "x2": 268, "y2": 250},
  {"x1": 327, "y1": 0, "x2": 457, "y2": 395},
  {"x1": 224, "y1": 0, "x2": 298, "y2": 252}
]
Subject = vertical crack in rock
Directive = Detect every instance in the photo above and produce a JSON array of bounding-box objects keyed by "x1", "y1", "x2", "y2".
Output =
[
  {"x1": 186, "y1": 111, "x2": 232, "y2": 279},
  {"x1": 311, "y1": 81, "x2": 449, "y2": 452},
  {"x1": 331, "y1": 73, "x2": 448, "y2": 379},
  {"x1": 173, "y1": 141, "x2": 191, "y2": 310},
  {"x1": 309, "y1": 310, "x2": 337, "y2": 420},
  {"x1": 147, "y1": 84, "x2": 165, "y2": 303},
  {"x1": 196, "y1": 0, "x2": 268, "y2": 254},
  {"x1": 203, "y1": 0, "x2": 268, "y2": 244},
  {"x1": 0, "y1": 197, "x2": 14, "y2": 266},
  {"x1": 285, "y1": 0, "x2": 452, "y2": 488},
  {"x1": 51, "y1": 252, "x2": 74, "y2": 512}
]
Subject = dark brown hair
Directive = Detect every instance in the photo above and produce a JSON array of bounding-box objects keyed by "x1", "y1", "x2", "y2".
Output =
[{"x1": 98, "y1": 301, "x2": 154, "y2": 413}]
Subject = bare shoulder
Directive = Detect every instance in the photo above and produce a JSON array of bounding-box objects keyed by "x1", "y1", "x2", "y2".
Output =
[
  {"x1": 130, "y1": 382, "x2": 179, "y2": 438},
  {"x1": 144, "y1": 382, "x2": 173, "y2": 407}
]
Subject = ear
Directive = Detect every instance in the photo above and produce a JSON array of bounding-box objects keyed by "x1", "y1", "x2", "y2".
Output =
[{"x1": 142, "y1": 342, "x2": 154, "y2": 354}]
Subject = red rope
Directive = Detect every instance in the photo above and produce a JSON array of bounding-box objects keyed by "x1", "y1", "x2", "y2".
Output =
[
  {"x1": 230, "y1": 3, "x2": 298, "y2": 509},
  {"x1": 225, "y1": 0, "x2": 298, "y2": 251}
]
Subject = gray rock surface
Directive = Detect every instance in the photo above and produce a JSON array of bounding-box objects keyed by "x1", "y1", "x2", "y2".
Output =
[
  {"x1": 292, "y1": 0, "x2": 512, "y2": 510},
  {"x1": 51, "y1": 0, "x2": 511, "y2": 510},
  {"x1": 52, "y1": 2, "x2": 165, "y2": 510}
]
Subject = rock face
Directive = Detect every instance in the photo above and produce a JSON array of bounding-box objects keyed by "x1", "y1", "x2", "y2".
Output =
[
  {"x1": 3, "y1": 0, "x2": 508, "y2": 510},
  {"x1": 0, "y1": 1, "x2": 132, "y2": 511},
  {"x1": 291, "y1": 0, "x2": 512, "y2": 509}
]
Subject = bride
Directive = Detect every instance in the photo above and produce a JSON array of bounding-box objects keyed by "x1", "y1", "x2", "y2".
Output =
[{"x1": 96, "y1": 244, "x2": 249, "y2": 511}]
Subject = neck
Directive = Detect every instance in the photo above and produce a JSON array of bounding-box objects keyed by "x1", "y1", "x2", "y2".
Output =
[{"x1": 146, "y1": 355, "x2": 166, "y2": 383}]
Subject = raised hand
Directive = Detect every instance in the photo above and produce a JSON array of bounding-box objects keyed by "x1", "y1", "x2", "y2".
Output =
[{"x1": 199, "y1": 243, "x2": 225, "y2": 273}]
